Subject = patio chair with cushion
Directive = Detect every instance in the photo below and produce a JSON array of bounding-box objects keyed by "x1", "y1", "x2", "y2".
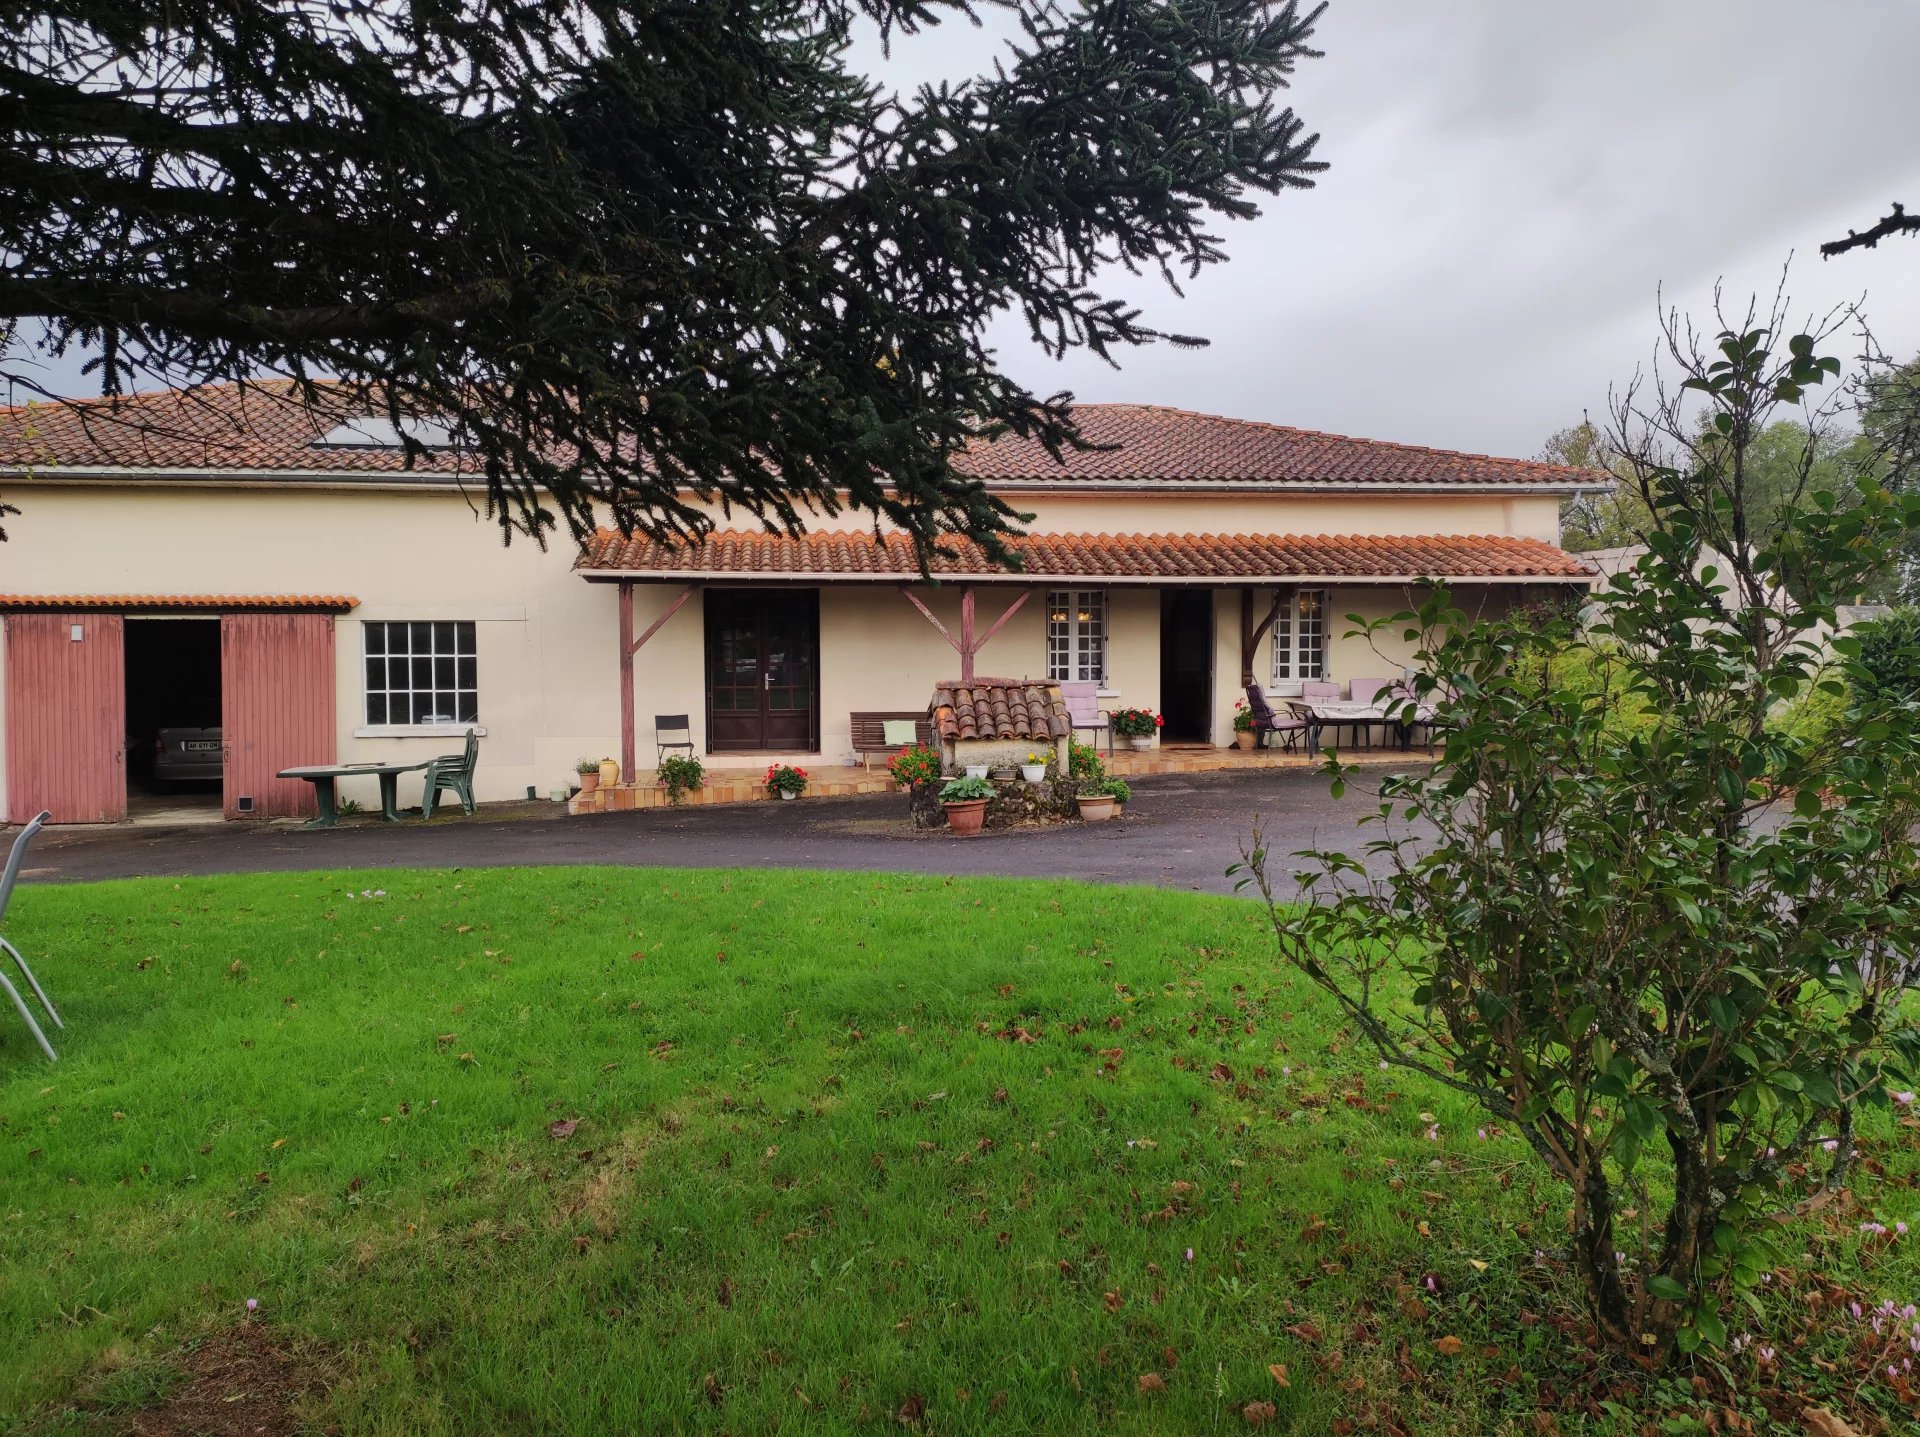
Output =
[
  {"x1": 1058, "y1": 680, "x2": 1111, "y2": 754},
  {"x1": 0, "y1": 810, "x2": 61, "y2": 1062},
  {"x1": 655, "y1": 714, "x2": 695, "y2": 765},
  {"x1": 1243, "y1": 684, "x2": 1309, "y2": 752},
  {"x1": 420, "y1": 730, "x2": 479, "y2": 820},
  {"x1": 1348, "y1": 677, "x2": 1392, "y2": 749}
]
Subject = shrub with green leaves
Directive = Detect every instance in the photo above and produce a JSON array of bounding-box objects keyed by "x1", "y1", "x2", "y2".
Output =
[
  {"x1": 1236, "y1": 318, "x2": 1920, "y2": 1364},
  {"x1": 1067, "y1": 740, "x2": 1106, "y2": 789},
  {"x1": 938, "y1": 775, "x2": 995, "y2": 802},
  {"x1": 1853, "y1": 604, "x2": 1920, "y2": 704},
  {"x1": 656, "y1": 754, "x2": 704, "y2": 804}
]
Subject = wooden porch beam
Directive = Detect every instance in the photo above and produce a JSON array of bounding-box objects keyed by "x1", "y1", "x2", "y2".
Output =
[
  {"x1": 618, "y1": 581, "x2": 699, "y2": 781},
  {"x1": 1240, "y1": 587, "x2": 1282, "y2": 687},
  {"x1": 975, "y1": 586, "x2": 1037, "y2": 651},
  {"x1": 897, "y1": 585, "x2": 962, "y2": 652}
]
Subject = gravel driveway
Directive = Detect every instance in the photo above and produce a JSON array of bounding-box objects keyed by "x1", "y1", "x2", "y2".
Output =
[{"x1": 15, "y1": 765, "x2": 1429, "y2": 895}]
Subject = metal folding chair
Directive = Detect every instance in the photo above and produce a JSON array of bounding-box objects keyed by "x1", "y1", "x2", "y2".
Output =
[
  {"x1": 655, "y1": 714, "x2": 695, "y2": 765},
  {"x1": 0, "y1": 810, "x2": 60, "y2": 1062}
]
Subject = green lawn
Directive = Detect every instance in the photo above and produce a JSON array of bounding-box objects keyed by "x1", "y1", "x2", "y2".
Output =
[{"x1": 2, "y1": 868, "x2": 1916, "y2": 1434}]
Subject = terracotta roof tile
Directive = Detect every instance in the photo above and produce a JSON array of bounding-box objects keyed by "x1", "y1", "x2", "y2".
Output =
[
  {"x1": 931, "y1": 680, "x2": 1071, "y2": 743},
  {"x1": 0, "y1": 593, "x2": 358, "y2": 612},
  {"x1": 0, "y1": 385, "x2": 1607, "y2": 491},
  {"x1": 575, "y1": 529, "x2": 1596, "y2": 582},
  {"x1": 956, "y1": 404, "x2": 1606, "y2": 489}
]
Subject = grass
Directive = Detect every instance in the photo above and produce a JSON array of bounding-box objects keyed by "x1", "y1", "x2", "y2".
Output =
[{"x1": 2, "y1": 867, "x2": 1917, "y2": 1434}]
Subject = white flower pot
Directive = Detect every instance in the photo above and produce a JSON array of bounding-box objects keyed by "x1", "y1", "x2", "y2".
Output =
[
  {"x1": 780, "y1": 789, "x2": 798, "y2": 800},
  {"x1": 1127, "y1": 736, "x2": 1153, "y2": 752},
  {"x1": 1020, "y1": 764, "x2": 1047, "y2": 783},
  {"x1": 964, "y1": 764, "x2": 989, "y2": 780}
]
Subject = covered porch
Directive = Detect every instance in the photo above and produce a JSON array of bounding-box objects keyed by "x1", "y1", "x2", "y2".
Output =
[{"x1": 572, "y1": 528, "x2": 1597, "y2": 777}]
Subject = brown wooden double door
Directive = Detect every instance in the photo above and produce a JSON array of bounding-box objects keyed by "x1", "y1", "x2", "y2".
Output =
[{"x1": 704, "y1": 590, "x2": 819, "y2": 752}]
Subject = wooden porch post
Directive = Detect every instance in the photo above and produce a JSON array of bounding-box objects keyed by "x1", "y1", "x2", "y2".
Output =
[
  {"x1": 619, "y1": 581, "x2": 636, "y2": 779},
  {"x1": 960, "y1": 586, "x2": 977, "y2": 681},
  {"x1": 618, "y1": 581, "x2": 700, "y2": 780}
]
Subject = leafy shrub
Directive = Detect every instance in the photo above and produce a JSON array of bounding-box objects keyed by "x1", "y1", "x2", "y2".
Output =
[
  {"x1": 1237, "y1": 324, "x2": 1920, "y2": 1364},
  {"x1": 656, "y1": 754, "x2": 704, "y2": 804},
  {"x1": 1100, "y1": 778, "x2": 1131, "y2": 803},
  {"x1": 1853, "y1": 605, "x2": 1920, "y2": 704},
  {"x1": 938, "y1": 775, "x2": 994, "y2": 802}
]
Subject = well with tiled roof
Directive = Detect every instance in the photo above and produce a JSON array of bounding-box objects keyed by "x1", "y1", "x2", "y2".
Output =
[
  {"x1": 929, "y1": 679, "x2": 1072, "y2": 775},
  {"x1": 576, "y1": 529, "x2": 1595, "y2": 583},
  {"x1": 0, "y1": 385, "x2": 1609, "y2": 493},
  {"x1": 0, "y1": 593, "x2": 358, "y2": 612}
]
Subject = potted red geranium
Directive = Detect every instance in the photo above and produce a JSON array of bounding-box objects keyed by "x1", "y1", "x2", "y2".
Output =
[
  {"x1": 1110, "y1": 707, "x2": 1163, "y2": 751},
  {"x1": 765, "y1": 763, "x2": 808, "y2": 800}
]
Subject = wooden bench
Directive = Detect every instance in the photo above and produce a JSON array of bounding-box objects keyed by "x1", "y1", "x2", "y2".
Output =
[{"x1": 850, "y1": 711, "x2": 934, "y2": 768}]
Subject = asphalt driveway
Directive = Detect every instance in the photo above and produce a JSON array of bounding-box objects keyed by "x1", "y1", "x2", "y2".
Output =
[{"x1": 15, "y1": 766, "x2": 1427, "y2": 895}]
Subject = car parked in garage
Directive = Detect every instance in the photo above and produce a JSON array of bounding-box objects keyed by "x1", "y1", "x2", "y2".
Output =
[{"x1": 153, "y1": 726, "x2": 224, "y2": 783}]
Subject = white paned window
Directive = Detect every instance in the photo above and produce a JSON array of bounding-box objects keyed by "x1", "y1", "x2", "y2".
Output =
[
  {"x1": 364, "y1": 621, "x2": 478, "y2": 725},
  {"x1": 1045, "y1": 589, "x2": 1107, "y2": 684},
  {"x1": 1270, "y1": 589, "x2": 1327, "y2": 687}
]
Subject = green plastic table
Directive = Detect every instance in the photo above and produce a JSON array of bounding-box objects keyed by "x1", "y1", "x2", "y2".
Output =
[{"x1": 277, "y1": 761, "x2": 430, "y2": 827}]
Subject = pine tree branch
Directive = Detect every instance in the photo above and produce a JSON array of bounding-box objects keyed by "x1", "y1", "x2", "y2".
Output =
[{"x1": 1820, "y1": 202, "x2": 1918, "y2": 257}]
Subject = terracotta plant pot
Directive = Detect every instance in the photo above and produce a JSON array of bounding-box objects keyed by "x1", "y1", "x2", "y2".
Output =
[
  {"x1": 577, "y1": 769, "x2": 601, "y2": 794},
  {"x1": 598, "y1": 759, "x2": 620, "y2": 788},
  {"x1": 943, "y1": 798, "x2": 990, "y2": 836},
  {"x1": 1234, "y1": 731, "x2": 1255, "y2": 751},
  {"x1": 1076, "y1": 794, "x2": 1116, "y2": 822},
  {"x1": 1127, "y1": 736, "x2": 1153, "y2": 752}
]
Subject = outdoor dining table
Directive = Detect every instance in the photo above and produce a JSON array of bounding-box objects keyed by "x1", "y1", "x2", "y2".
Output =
[
  {"x1": 276, "y1": 761, "x2": 430, "y2": 827},
  {"x1": 1288, "y1": 699, "x2": 1436, "y2": 755}
]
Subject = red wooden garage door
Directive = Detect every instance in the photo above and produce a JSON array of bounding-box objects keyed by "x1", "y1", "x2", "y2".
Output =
[
  {"x1": 4, "y1": 613, "x2": 127, "y2": 824},
  {"x1": 222, "y1": 613, "x2": 336, "y2": 819}
]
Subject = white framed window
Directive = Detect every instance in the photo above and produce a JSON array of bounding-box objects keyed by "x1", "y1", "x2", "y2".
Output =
[
  {"x1": 1045, "y1": 589, "x2": 1107, "y2": 684},
  {"x1": 364, "y1": 620, "x2": 478, "y2": 725},
  {"x1": 1270, "y1": 589, "x2": 1327, "y2": 689}
]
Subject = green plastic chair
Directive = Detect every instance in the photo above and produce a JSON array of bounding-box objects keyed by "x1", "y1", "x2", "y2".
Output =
[{"x1": 421, "y1": 730, "x2": 479, "y2": 820}]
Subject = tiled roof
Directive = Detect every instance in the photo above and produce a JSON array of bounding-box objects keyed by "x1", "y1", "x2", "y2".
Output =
[
  {"x1": 931, "y1": 680, "x2": 1071, "y2": 744},
  {"x1": 575, "y1": 529, "x2": 1596, "y2": 582},
  {"x1": 957, "y1": 404, "x2": 1606, "y2": 489},
  {"x1": 0, "y1": 593, "x2": 358, "y2": 612},
  {"x1": 0, "y1": 385, "x2": 1606, "y2": 491},
  {"x1": 0, "y1": 381, "x2": 481, "y2": 478}
]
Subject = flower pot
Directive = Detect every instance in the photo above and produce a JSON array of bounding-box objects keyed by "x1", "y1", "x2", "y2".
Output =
[
  {"x1": 1111, "y1": 802, "x2": 1125, "y2": 817},
  {"x1": 1076, "y1": 794, "x2": 1116, "y2": 822},
  {"x1": 964, "y1": 764, "x2": 989, "y2": 780},
  {"x1": 990, "y1": 767, "x2": 1018, "y2": 782},
  {"x1": 598, "y1": 759, "x2": 620, "y2": 788},
  {"x1": 1127, "y1": 736, "x2": 1153, "y2": 752},
  {"x1": 779, "y1": 789, "x2": 798, "y2": 801},
  {"x1": 1233, "y1": 731, "x2": 1255, "y2": 751},
  {"x1": 1020, "y1": 764, "x2": 1047, "y2": 783},
  {"x1": 943, "y1": 797, "x2": 990, "y2": 836},
  {"x1": 577, "y1": 769, "x2": 601, "y2": 794}
]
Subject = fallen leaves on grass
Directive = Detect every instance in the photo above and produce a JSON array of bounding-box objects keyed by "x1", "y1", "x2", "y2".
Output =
[
  {"x1": 547, "y1": 1118, "x2": 579, "y2": 1140},
  {"x1": 1137, "y1": 1373, "x2": 1166, "y2": 1394},
  {"x1": 1433, "y1": 1335, "x2": 1464, "y2": 1357},
  {"x1": 1244, "y1": 1399, "x2": 1278, "y2": 1425},
  {"x1": 1268, "y1": 1362, "x2": 1290, "y2": 1387}
]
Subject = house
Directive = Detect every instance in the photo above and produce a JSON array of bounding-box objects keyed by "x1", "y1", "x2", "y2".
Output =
[
  {"x1": 1581, "y1": 542, "x2": 1890, "y2": 647},
  {"x1": 0, "y1": 383, "x2": 1605, "y2": 823}
]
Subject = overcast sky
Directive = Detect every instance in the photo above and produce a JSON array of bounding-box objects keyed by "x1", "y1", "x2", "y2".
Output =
[
  {"x1": 870, "y1": 0, "x2": 1920, "y2": 459},
  {"x1": 20, "y1": 1, "x2": 1920, "y2": 464}
]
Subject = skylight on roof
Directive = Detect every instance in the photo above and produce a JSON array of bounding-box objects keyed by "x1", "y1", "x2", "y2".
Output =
[{"x1": 312, "y1": 415, "x2": 472, "y2": 451}]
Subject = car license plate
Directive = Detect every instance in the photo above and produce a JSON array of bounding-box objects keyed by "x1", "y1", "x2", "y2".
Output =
[{"x1": 182, "y1": 740, "x2": 221, "y2": 752}]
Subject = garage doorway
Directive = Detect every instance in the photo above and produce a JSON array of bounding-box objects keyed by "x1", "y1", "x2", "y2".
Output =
[{"x1": 125, "y1": 618, "x2": 224, "y2": 824}]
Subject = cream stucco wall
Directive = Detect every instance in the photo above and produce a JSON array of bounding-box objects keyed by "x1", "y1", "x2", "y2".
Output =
[{"x1": 0, "y1": 478, "x2": 1573, "y2": 817}]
